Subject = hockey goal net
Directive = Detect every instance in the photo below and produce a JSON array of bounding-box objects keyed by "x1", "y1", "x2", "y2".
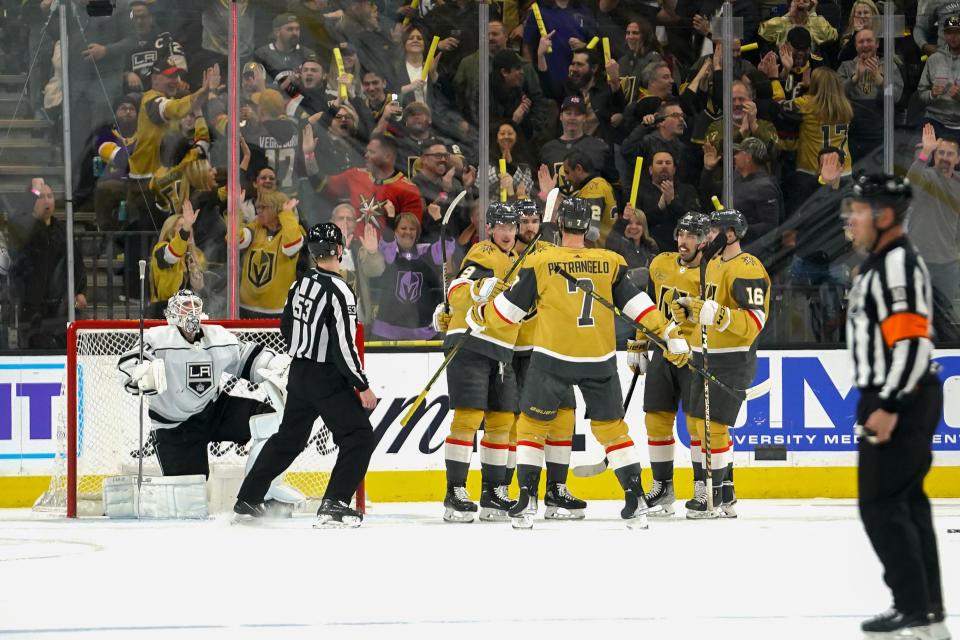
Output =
[{"x1": 33, "y1": 319, "x2": 365, "y2": 517}]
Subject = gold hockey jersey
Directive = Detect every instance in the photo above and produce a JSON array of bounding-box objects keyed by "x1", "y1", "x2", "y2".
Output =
[
  {"x1": 128, "y1": 89, "x2": 196, "y2": 179},
  {"x1": 687, "y1": 251, "x2": 770, "y2": 365},
  {"x1": 486, "y1": 245, "x2": 671, "y2": 377},
  {"x1": 649, "y1": 252, "x2": 703, "y2": 317},
  {"x1": 515, "y1": 240, "x2": 554, "y2": 352},
  {"x1": 239, "y1": 210, "x2": 305, "y2": 314},
  {"x1": 575, "y1": 175, "x2": 619, "y2": 247},
  {"x1": 444, "y1": 239, "x2": 521, "y2": 363}
]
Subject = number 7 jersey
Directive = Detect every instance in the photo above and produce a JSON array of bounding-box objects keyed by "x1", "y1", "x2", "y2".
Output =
[{"x1": 486, "y1": 245, "x2": 669, "y2": 378}]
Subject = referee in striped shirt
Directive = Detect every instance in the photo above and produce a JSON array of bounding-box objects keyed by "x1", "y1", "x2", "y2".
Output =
[
  {"x1": 235, "y1": 222, "x2": 378, "y2": 527},
  {"x1": 845, "y1": 173, "x2": 947, "y2": 637}
]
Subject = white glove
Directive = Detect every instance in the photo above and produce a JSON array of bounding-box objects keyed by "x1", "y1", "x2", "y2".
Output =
[
  {"x1": 626, "y1": 340, "x2": 649, "y2": 374},
  {"x1": 470, "y1": 277, "x2": 508, "y2": 302},
  {"x1": 465, "y1": 303, "x2": 487, "y2": 333},
  {"x1": 266, "y1": 352, "x2": 292, "y2": 372},
  {"x1": 431, "y1": 303, "x2": 452, "y2": 332},
  {"x1": 257, "y1": 367, "x2": 288, "y2": 409},
  {"x1": 132, "y1": 359, "x2": 167, "y2": 395},
  {"x1": 695, "y1": 299, "x2": 720, "y2": 327},
  {"x1": 661, "y1": 321, "x2": 690, "y2": 354}
]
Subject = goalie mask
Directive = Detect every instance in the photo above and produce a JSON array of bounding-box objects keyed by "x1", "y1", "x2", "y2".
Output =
[{"x1": 165, "y1": 289, "x2": 207, "y2": 334}]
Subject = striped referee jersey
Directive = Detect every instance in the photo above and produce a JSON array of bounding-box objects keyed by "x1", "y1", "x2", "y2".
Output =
[
  {"x1": 281, "y1": 267, "x2": 369, "y2": 391},
  {"x1": 846, "y1": 236, "x2": 935, "y2": 412}
]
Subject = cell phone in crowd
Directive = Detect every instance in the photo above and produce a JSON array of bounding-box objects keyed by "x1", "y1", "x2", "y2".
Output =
[{"x1": 390, "y1": 94, "x2": 402, "y2": 121}]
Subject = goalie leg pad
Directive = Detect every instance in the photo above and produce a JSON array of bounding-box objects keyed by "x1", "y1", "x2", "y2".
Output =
[
  {"x1": 103, "y1": 474, "x2": 208, "y2": 519},
  {"x1": 246, "y1": 412, "x2": 306, "y2": 506}
]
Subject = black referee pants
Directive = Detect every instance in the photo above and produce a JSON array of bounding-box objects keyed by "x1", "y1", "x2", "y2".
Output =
[
  {"x1": 857, "y1": 375, "x2": 944, "y2": 618},
  {"x1": 236, "y1": 359, "x2": 376, "y2": 505}
]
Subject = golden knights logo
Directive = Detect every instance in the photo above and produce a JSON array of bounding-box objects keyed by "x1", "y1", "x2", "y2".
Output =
[
  {"x1": 247, "y1": 250, "x2": 276, "y2": 287},
  {"x1": 357, "y1": 193, "x2": 389, "y2": 229},
  {"x1": 187, "y1": 362, "x2": 213, "y2": 397},
  {"x1": 396, "y1": 270, "x2": 423, "y2": 302}
]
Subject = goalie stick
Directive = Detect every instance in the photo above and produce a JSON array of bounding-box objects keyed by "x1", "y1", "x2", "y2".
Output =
[
  {"x1": 400, "y1": 188, "x2": 560, "y2": 427},
  {"x1": 137, "y1": 259, "x2": 147, "y2": 518}
]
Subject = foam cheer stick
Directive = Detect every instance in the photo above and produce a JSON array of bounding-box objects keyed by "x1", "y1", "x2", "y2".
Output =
[
  {"x1": 586, "y1": 36, "x2": 599, "y2": 49},
  {"x1": 499, "y1": 158, "x2": 508, "y2": 202},
  {"x1": 402, "y1": 0, "x2": 419, "y2": 26},
  {"x1": 333, "y1": 48, "x2": 347, "y2": 100},
  {"x1": 629, "y1": 156, "x2": 643, "y2": 207},
  {"x1": 740, "y1": 42, "x2": 759, "y2": 52},
  {"x1": 422, "y1": 35, "x2": 440, "y2": 80},
  {"x1": 711, "y1": 195, "x2": 723, "y2": 211},
  {"x1": 532, "y1": 4, "x2": 551, "y2": 53},
  {"x1": 602, "y1": 37, "x2": 611, "y2": 65}
]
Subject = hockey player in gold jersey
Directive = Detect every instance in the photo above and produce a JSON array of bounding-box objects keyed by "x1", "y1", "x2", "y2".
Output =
[
  {"x1": 674, "y1": 209, "x2": 770, "y2": 518},
  {"x1": 629, "y1": 210, "x2": 712, "y2": 517},
  {"x1": 440, "y1": 202, "x2": 522, "y2": 522},
  {"x1": 508, "y1": 199, "x2": 587, "y2": 519},
  {"x1": 468, "y1": 197, "x2": 691, "y2": 528}
]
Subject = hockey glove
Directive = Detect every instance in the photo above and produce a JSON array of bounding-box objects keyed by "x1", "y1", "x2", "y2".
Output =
[
  {"x1": 661, "y1": 322, "x2": 690, "y2": 368},
  {"x1": 131, "y1": 359, "x2": 167, "y2": 395},
  {"x1": 626, "y1": 339, "x2": 650, "y2": 374},
  {"x1": 465, "y1": 303, "x2": 488, "y2": 333},
  {"x1": 687, "y1": 298, "x2": 732, "y2": 331},
  {"x1": 266, "y1": 352, "x2": 292, "y2": 372},
  {"x1": 431, "y1": 303, "x2": 452, "y2": 332},
  {"x1": 670, "y1": 298, "x2": 692, "y2": 324},
  {"x1": 470, "y1": 277, "x2": 510, "y2": 302}
]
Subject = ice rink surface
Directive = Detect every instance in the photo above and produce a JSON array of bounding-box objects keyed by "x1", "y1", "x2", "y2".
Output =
[{"x1": 0, "y1": 499, "x2": 957, "y2": 640}]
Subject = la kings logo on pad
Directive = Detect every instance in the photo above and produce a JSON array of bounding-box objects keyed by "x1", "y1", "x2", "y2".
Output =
[{"x1": 187, "y1": 363, "x2": 213, "y2": 397}]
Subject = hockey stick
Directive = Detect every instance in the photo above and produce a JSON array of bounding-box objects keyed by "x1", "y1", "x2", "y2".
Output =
[
  {"x1": 137, "y1": 259, "x2": 147, "y2": 519},
  {"x1": 553, "y1": 266, "x2": 747, "y2": 400},
  {"x1": 573, "y1": 378, "x2": 773, "y2": 477},
  {"x1": 622, "y1": 366, "x2": 641, "y2": 411},
  {"x1": 400, "y1": 188, "x2": 559, "y2": 427},
  {"x1": 440, "y1": 190, "x2": 467, "y2": 313}
]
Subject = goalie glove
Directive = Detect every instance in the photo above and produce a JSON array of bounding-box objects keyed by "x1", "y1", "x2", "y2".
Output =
[
  {"x1": 431, "y1": 303, "x2": 452, "y2": 333},
  {"x1": 466, "y1": 303, "x2": 488, "y2": 333},
  {"x1": 626, "y1": 339, "x2": 649, "y2": 375},
  {"x1": 131, "y1": 359, "x2": 167, "y2": 395},
  {"x1": 686, "y1": 298, "x2": 731, "y2": 331},
  {"x1": 266, "y1": 352, "x2": 292, "y2": 372},
  {"x1": 470, "y1": 277, "x2": 510, "y2": 302},
  {"x1": 661, "y1": 322, "x2": 690, "y2": 369}
]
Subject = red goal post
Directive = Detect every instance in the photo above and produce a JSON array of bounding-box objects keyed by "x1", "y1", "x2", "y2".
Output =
[{"x1": 48, "y1": 319, "x2": 366, "y2": 518}]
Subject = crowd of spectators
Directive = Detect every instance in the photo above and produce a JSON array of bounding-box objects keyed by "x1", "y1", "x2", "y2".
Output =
[{"x1": 1, "y1": 0, "x2": 959, "y2": 351}]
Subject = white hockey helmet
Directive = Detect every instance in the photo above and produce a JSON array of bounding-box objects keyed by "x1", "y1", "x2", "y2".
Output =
[{"x1": 165, "y1": 289, "x2": 207, "y2": 333}]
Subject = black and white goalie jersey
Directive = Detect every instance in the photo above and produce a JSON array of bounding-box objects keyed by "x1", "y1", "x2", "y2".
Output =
[{"x1": 117, "y1": 324, "x2": 276, "y2": 430}]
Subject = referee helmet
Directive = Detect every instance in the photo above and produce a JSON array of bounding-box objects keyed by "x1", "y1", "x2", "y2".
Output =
[
  {"x1": 848, "y1": 172, "x2": 912, "y2": 223},
  {"x1": 307, "y1": 222, "x2": 345, "y2": 261}
]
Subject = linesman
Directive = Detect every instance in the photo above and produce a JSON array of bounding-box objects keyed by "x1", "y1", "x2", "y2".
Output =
[
  {"x1": 235, "y1": 223, "x2": 378, "y2": 528},
  {"x1": 844, "y1": 173, "x2": 947, "y2": 638}
]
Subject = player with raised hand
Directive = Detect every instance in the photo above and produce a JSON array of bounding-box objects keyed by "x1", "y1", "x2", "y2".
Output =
[
  {"x1": 629, "y1": 210, "x2": 712, "y2": 517},
  {"x1": 673, "y1": 209, "x2": 770, "y2": 518},
  {"x1": 118, "y1": 290, "x2": 301, "y2": 516},
  {"x1": 468, "y1": 197, "x2": 691, "y2": 529},
  {"x1": 439, "y1": 202, "x2": 522, "y2": 522}
]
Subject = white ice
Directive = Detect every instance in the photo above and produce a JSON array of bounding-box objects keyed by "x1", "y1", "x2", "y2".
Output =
[{"x1": 1, "y1": 499, "x2": 958, "y2": 639}]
